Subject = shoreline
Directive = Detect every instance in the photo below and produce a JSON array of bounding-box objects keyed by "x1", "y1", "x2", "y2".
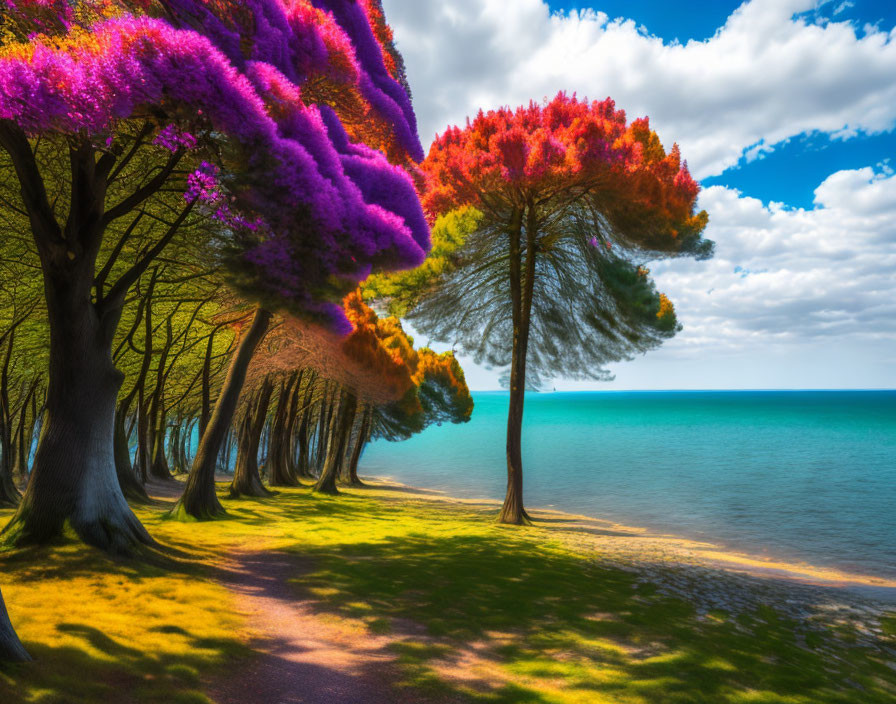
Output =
[{"x1": 361, "y1": 474, "x2": 896, "y2": 602}]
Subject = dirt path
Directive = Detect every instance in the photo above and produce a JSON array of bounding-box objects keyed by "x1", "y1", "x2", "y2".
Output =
[
  {"x1": 142, "y1": 477, "x2": 441, "y2": 702},
  {"x1": 206, "y1": 550, "x2": 437, "y2": 704}
]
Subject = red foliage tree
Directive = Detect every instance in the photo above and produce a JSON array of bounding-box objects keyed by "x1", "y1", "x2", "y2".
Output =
[{"x1": 416, "y1": 93, "x2": 711, "y2": 524}]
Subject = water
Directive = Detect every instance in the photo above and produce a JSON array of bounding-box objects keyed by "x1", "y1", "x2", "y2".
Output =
[{"x1": 361, "y1": 390, "x2": 896, "y2": 579}]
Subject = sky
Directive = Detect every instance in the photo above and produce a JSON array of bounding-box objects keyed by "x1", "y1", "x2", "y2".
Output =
[{"x1": 380, "y1": 0, "x2": 896, "y2": 390}]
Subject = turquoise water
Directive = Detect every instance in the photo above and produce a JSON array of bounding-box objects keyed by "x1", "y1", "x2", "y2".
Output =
[{"x1": 362, "y1": 391, "x2": 896, "y2": 579}]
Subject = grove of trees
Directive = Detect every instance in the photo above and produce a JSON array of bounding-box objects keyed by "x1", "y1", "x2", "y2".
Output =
[
  {"x1": 0, "y1": 0, "x2": 450, "y2": 662},
  {"x1": 0, "y1": 0, "x2": 710, "y2": 666}
]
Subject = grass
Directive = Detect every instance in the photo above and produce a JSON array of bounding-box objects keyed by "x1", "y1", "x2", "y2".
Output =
[{"x1": 1, "y1": 481, "x2": 895, "y2": 703}]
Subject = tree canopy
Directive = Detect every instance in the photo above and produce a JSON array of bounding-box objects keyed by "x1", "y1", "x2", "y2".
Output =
[{"x1": 374, "y1": 92, "x2": 713, "y2": 523}]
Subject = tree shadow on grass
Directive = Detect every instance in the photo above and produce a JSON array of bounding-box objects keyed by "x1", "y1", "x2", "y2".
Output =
[
  {"x1": 283, "y1": 534, "x2": 896, "y2": 704},
  {"x1": 0, "y1": 620, "x2": 249, "y2": 704},
  {"x1": 0, "y1": 533, "x2": 208, "y2": 586}
]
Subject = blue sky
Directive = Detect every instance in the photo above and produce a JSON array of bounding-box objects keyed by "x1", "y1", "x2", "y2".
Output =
[
  {"x1": 382, "y1": 0, "x2": 896, "y2": 390},
  {"x1": 549, "y1": 1, "x2": 895, "y2": 43},
  {"x1": 548, "y1": 0, "x2": 896, "y2": 211}
]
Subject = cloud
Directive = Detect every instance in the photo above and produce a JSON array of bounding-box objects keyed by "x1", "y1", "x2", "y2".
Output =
[
  {"x1": 833, "y1": 1, "x2": 855, "y2": 17},
  {"x1": 383, "y1": 0, "x2": 896, "y2": 178},
  {"x1": 650, "y1": 167, "x2": 896, "y2": 356}
]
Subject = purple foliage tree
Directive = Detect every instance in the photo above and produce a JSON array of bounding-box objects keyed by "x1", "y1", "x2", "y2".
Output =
[{"x1": 0, "y1": 1, "x2": 429, "y2": 546}]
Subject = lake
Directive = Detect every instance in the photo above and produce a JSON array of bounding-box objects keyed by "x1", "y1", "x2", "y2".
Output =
[{"x1": 361, "y1": 390, "x2": 896, "y2": 579}]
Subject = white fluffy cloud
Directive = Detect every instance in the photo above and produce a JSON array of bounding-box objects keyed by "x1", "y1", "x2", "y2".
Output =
[
  {"x1": 652, "y1": 167, "x2": 896, "y2": 356},
  {"x1": 383, "y1": 0, "x2": 896, "y2": 177}
]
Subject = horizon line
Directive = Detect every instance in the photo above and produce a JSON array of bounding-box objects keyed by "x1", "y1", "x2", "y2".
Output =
[{"x1": 466, "y1": 388, "x2": 896, "y2": 393}]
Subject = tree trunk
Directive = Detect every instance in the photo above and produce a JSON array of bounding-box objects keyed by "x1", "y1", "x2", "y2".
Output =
[
  {"x1": 170, "y1": 416, "x2": 188, "y2": 475},
  {"x1": 114, "y1": 405, "x2": 150, "y2": 503},
  {"x1": 13, "y1": 388, "x2": 40, "y2": 486},
  {"x1": 114, "y1": 269, "x2": 156, "y2": 501},
  {"x1": 1, "y1": 280, "x2": 152, "y2": 552},
  {"x1": 0, "y1": 456, "x2": 20, "y2": 508},
  {"x1": 229, "y1": 377, "x2": 274, "y2": 498},
  {"x1": 12, "y1": 378, "x2": 40, "y2": 487},
  {"x1": 0, "y1": 334, "x2": 20, "y2": 508},
  {"x1": 176, "y1": 418, "x2": 188, "y2": 470},
  {"x1": 314, "y1": 391, "x2": 355, "y2": 495},
  {"x1": 314, "y1": 383, "x2": 336, "y2": 476},
  {"x1": 174, "y1": 307, "x2": 271, "y2": 519},
  {"x1": 337, "y1": 400, "x2": 359, "y2": 483},
  {"x1": 135, "y1": 389, "x2": 150, "y2": 484},
  {"x1": 294, "y1": 379, "x2": 316, "y2": 478},
  {"x1": 148, "y1": 407, "x2": 171, "y2": 480},
  {"x1": 148, "y1": 317, "x2": 172, "y2": 480},
  {"x1": 199, "y1": 329, "x2": 216, "y2": 440},
  {"x1": 344, "y1": 405, "x2": 371, "y2": 487},
  {"x1": 0, "y1": 588, "x2": 29, "y2": 663},
  {"x1": 167, "y1": 418, "x2": 180, "y2": 474},
  {"x1": 268, "y1": 373, "x2": 299, "y2": 486},
  {"x1": 499, "y1": 206, "x2": 534, "y2": 526},
  {"x1": 221, "y1": 429, "x2": 234, "y2": 474}
]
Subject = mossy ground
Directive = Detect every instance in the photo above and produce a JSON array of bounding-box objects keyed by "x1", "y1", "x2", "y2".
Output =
[{"x1": 1, "y1": 481, "x2": 895, "y2": 703}]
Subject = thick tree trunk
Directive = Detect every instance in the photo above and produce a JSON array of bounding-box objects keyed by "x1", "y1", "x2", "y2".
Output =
[
  {"x1": 314, "y1": 392, "x2": 355, "y2": 495},
  {"x1": 0, "y1": 124, "x2": 189, "y2": 551},
  {"x1": 499, "y1": 206, "x2": 534, "y2": 526},
  {"x1": 229, "y1": 378, "x2": 273, "y2": 498},
  {"x1": 1, "y1": 282, "x2": 152, "y2": 552},
  {"x1": 344, "y1": 405, "x2": 370, "y2": 487},
  {"x1": 174, "y1": 307, "x2": 271, "y2": 519},
  {"x1": 0, "y1": 588, "x2": 29, "y2": 663}
]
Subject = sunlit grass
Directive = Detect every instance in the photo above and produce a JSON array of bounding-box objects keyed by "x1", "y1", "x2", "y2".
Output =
[
  {"x1": 0, "y1": 538, "x2": 246, "y2": 702},
  {"x1": 1, "y1": 480, "x2": 895, "y2": 703}
]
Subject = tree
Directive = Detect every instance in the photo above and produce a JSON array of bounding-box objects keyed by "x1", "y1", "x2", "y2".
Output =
[
  {"x1": 309, "y1": 291, "x2": 418, "y2": 494},
  {"x1": 400, "y1": 93, "x2": 712, "y2": 524},
  {"x1": 0, "y1": 1, "x2": 429, "y2": 538},
  {"x1": 337, "y1": 294, "x2": 473, "y2": 486},
  {"x1": 363, "y1": 206, "x2": 482, "y2": 317},
  {"x1": 0, "y1": 587, "x2": 29, "y2": 663},
  {"x1": 167, "y1": 0, "x2": 429, "y2": 518}
]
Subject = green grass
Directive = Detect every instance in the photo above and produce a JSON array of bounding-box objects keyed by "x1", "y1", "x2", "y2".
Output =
[{"x1": 1, "y1": 482, "x2": 895, "y2": 703}]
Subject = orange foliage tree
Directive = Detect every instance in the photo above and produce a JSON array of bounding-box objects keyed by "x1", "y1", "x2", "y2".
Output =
[
  {"x1": 398, "y1": 92, "x2": 713, "y2": 525},
  {"x1": 241, "y1": 291, "x2": 471, "y2": 494}
]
